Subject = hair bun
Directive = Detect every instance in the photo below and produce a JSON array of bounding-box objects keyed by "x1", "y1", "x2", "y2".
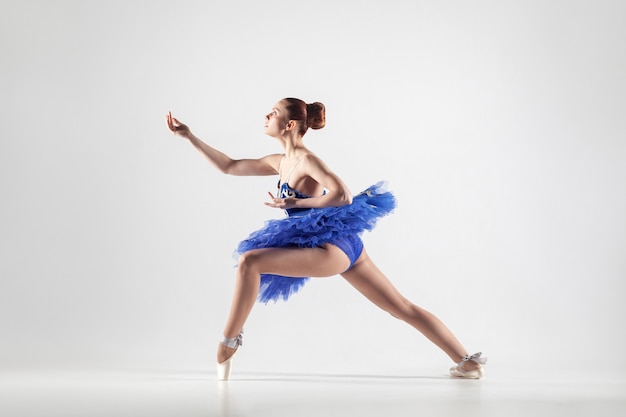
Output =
[{"x1": 306, "y1": 102, "x2": 326, "y2": 130}]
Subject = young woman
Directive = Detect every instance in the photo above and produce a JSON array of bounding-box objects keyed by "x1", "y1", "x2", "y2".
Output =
[{"x1": 165, "y1": 98, "x2": 486, "y2": 380}]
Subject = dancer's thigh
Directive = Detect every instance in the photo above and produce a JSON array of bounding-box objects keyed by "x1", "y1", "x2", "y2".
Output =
[{"x1": 239, "y1": 244, "x2": 351, "y2": 278}]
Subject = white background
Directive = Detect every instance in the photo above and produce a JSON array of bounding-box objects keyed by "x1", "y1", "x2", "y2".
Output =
[{"x1": 1, "y1": 0, "x2": 625, "y2": 375}]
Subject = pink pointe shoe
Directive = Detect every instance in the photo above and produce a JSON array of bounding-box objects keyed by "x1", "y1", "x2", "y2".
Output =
[
  {"x1": 449, "y1": 352, "x2": 487, "y2": 379},
  {"x1": 217, "y1": 331, "x2": 243, "y2": 381}
]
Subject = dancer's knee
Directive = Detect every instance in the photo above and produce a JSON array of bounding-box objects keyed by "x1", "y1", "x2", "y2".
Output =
[
  {"x1": 237, "y1": 250, "x2": 262, "y2": 276},
  {"x1": 389, "y1": 298, "x2": 418, "y2": 322}
]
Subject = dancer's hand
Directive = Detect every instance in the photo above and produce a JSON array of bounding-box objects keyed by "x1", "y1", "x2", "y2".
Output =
[
  {"x1": 264, "y1": 192, "x2": 297, "y2": 210},
  {"x1": 165, "y1": 111, "x2": 192, "y2": 139}
]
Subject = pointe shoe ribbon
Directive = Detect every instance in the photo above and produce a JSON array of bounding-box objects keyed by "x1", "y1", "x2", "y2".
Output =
[
  {"x1": 461, "y1": 352, "x2": 487, "y2": 365},
  {"x1": 221, "y1": 331, "x2": 243, "y2": 349}
]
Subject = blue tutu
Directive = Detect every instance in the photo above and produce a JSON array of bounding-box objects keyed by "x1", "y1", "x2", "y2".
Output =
[{"x1": 234, "y1": 181, "x2": 396, "y2": 303}]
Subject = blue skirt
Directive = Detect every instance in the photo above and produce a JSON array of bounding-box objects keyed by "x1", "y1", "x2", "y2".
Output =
[{"x1": 234, "y1": 181, "x2": 396, "y2": 303}]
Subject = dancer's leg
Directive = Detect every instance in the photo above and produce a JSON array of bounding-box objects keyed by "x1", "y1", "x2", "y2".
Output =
[
  {"x1": 340, "y1": 249, "x2": 478, "y2": 369},
  {"x1": 218, "y1": 244, "x2": 351, "y2": 363}
]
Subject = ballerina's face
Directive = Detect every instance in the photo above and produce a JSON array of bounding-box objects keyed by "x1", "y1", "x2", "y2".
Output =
[{"x1": 263, "y1": 101, "x2": 289, "y2": 137}]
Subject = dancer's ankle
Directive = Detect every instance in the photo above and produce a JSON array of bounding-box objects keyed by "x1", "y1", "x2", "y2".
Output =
[{"x1": 217, "y1": 331, "x2": 243, "y2": 364}]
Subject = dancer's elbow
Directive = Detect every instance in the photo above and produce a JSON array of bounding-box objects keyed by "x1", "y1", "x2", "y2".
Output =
[{"x1": 336, "y1": 191, "x2": 353, "y2": 206}]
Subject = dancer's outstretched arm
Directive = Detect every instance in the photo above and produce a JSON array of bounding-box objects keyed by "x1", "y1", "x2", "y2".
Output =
[{"x1": 165, "y1": 111, "x2": 281, "y2": 176}]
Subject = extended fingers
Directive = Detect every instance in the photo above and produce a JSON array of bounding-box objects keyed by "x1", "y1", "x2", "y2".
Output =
[
  {"x1": 165, "y1": 111, "x2": 183, "y2": 133},
  {"x1": 264, "y1": 192, "x2": 285, "y2": 208},
  {"x1": 165, "y1": 111, "x2": 174, "y2": 131}
]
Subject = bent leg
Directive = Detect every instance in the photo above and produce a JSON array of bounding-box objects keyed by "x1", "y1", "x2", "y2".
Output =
[
  {"x1": 218, "y1": 244, "x2": 350, "y2": 363},
  {"x1": 340, "y1": 249, "x2": 475, "y2": 367}
]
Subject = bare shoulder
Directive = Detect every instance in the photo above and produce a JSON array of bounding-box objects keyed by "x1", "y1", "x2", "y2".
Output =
[
  {"x1": 301, "y1": 152, "x2": 327, "y2": 167},
  {"x1": 301, "y1": 152, "x2": 333, "y2": 172}
]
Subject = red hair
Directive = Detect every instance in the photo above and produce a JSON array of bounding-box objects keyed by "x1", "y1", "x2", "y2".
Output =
[{"x1": 282, "y1": 98, "x2": 326, "y2": 135}]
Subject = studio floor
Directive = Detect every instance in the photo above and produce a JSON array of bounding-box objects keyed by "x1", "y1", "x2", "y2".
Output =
[{"x1": 1, "y1": 366, "x2": 624, "y2": 417}]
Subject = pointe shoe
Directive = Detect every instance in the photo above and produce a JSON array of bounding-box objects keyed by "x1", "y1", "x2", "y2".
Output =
[
  {"x1": 217, "y1": 331, "x2": 243, "y2": 381},
  {"x1": 449, "y1": 352, "x2": 487, "y2": 379}
]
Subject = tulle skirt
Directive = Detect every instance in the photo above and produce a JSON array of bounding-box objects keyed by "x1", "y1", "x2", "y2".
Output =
[{"x1": 234, "y1": 181, "x2": 396, "y2": 303}]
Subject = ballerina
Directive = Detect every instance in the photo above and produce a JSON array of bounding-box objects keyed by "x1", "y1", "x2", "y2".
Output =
[{"x1": 165, "y1": 98, "x2": 486, "y2": 380}]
